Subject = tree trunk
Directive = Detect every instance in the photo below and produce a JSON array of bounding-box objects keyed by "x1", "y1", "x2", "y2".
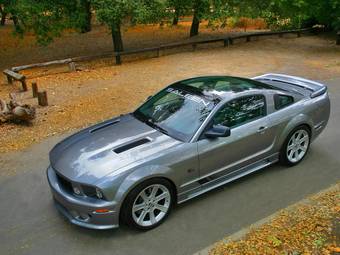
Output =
[
  {"x1": 80, "y1": 0, "x2": 91, "y2": 33},
  {"x1": 111, "y1": 24, "x2": 124, "y2": 52},
  {"x1": 0, "y1": 13, "x2": 6, "y2": 26},
  {"x1": 172, "y1": 9, "x2": 179, "y2": 26},
  {"x1": 0, "y1": 7, "x2": 6, "y2": 26},
  {"x1": 12, "y1": 15, "x2": 18, "y2": 26},
  {"x1": 190, "y1": 11, "x2": 200, "y2": 37}
]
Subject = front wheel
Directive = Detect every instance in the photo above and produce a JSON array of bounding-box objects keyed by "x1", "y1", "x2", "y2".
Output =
[
  {"x1": 120, "y1": 178, "x2": 174, "y2": 230},
  {"x1": 280, "y1": 126, "x2": 311, "y2": 166}
]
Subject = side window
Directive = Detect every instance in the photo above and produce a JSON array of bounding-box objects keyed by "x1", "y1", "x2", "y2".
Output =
[
  {"x1": 212, "y1": 95, "x2": 266, "y2": 128},
  {"x1": 274, "y1": 94, "x2": 294, "y2": 110}
]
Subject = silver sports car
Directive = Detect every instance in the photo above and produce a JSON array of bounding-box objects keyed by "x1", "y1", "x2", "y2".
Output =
[{"x1": 47, "y1": 73, "x2": 330, "y2": 230}]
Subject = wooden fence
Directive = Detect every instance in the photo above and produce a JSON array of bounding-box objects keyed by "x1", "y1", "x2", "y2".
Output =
[{"x1": 7, "y1": 28, "x2": 315, "y2": 77}]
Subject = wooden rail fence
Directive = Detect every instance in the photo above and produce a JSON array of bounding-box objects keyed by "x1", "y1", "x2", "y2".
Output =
[{"x1": 4, "y1": 28, "x2": 316, "y2": 81}]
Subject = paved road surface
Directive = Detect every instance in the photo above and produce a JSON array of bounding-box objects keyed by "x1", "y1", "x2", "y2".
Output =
[{"x1": 1, "y1": 78, "x2": 339, "y2": 255}]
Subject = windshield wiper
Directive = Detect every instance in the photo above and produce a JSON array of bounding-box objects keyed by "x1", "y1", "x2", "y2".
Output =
[
  {"x1": 146, "y1": 119, "x2": 169, "y2": 135},
  {"x1": 133, "y1": 111, "x2": 169, "y2": 136}
]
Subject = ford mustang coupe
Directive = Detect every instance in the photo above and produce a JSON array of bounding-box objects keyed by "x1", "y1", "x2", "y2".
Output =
[{"x1": 47, "y1": 74, "x2": 330, "y2": 230}]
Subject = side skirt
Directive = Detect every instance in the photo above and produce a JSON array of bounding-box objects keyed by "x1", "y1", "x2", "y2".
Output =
[{"x1": 177, "y1": 154, "x2": 279, "y2": 204}]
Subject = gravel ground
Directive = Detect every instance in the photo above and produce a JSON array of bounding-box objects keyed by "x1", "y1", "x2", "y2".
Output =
[{"x1": 0, "y1": 34, "x2": 339, "y2": 155}]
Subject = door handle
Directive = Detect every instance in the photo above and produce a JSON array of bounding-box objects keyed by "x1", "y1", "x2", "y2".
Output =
[{"x1": 257, "y1": 126, "x2": 268, "y2": 133}]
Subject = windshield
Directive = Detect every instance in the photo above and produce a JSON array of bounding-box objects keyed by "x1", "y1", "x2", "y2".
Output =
[{"x1": 133, "y1": 84, "x2": 219, "y2": 142}]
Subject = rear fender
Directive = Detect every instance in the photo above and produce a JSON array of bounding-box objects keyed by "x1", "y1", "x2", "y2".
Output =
[{"x1": 276, "y1": 113, "x2": 313, "y2": 150}]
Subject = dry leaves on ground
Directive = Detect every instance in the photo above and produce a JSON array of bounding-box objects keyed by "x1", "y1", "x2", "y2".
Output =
[{"x1": 209, "y1": 184, "x2": 340, "y2": 255}]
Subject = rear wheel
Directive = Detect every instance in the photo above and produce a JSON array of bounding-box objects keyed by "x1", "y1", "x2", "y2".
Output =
[
  {"x1": 121, "y1": 178, "x2": 174, "y2": 230},
  {"x1": 280, "y1": 126, "x2": 310, "y2": 166}
]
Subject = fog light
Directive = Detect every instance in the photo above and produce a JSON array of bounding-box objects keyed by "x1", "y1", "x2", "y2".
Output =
[
  {"x1": 96, "y1": 188, "x2": 103, "y2": 199},
  {"x1": 73, "y1": 186, "x2": 81, "y2": 195}
]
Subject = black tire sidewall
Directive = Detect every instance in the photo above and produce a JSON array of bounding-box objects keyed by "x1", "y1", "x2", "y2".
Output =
[
  {"x1": 120, "y1": 178, "x2": 175, "y2": 231},
  {"x1": 279, "y1": 125, "x2": 311, "y2": 166}
]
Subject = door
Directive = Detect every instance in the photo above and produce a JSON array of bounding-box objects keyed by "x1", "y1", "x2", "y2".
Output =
[{"x1": 197, "y1": 94, "x2": 276, "y2": 179}]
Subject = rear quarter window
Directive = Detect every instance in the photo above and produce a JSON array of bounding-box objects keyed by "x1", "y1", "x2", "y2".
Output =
[{"x1": 274, "y1": 94, "x2": 294, "y2": 110}]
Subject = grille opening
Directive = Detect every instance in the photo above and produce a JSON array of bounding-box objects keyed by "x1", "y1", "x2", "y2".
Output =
[
  {"x1": 89, "y1": 120, "x2": 119, "y2": 134},
  {"x1": 56, "y1": 173, "x2": 73, "y2": 193},
  {"x1": 113, "y1": 138, "x2": 151, "y2": 154}
]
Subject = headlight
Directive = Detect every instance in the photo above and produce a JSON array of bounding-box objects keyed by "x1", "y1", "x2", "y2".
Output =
[
  {"x1": 73, "y1": 186, "x2": 81, "y2": 195},
  {"x1": 96, "y1": 188, "x2": 103, "y2": 199}
]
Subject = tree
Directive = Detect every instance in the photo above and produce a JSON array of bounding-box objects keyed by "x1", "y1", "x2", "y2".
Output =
[
  {"x1": 4, "y1": 0, "x2": 95, "y2": 44},
  {"x1": 258, "y1": 0, "x2": 340, "y2": 31},
  {"x1": 304, "y1": 0, "x2": 340, "y2": 30},
  {"x1": 0, "y1": 4, "x2": 6, "y2": 25},
  {"x1": 93, "y1": 0, "x2": 165, "y2": 52},
  {"x1": 189, "y1": 0, "x2": 210, "y2": 37},
  {"x1": 0, "y1": 0, "x2": 18, "y2": 27}
]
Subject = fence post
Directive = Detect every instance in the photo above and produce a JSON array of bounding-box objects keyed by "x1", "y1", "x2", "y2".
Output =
[
  {"x1": 223, "y1": 39, "x2": 229, "y2": 47},
  {"x1": 68, "y1": 62, "x2": 76, "y2": 71},
  {"x1": 337, "y1": 31, "x2": 340, "y2": 45},
  {"x1": 297, "y1": 31, "x2": 301, "y2": 37},
  {"x1": 246, "y1": 36, "x2": 251, "y2": 42},
  {"x1": 38, "y1": 91, "x2": 48, "y2": 106},
  {"x1": 32, "y1": 82, "x2": 38, "y2": 98},
  {"x1": 229, "y1": 38, "x2": 234, "y2": 45}
]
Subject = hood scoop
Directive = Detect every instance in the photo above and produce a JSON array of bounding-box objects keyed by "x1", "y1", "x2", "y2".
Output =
[
  {"x1": 113, "y1": 138, "x2": 151, "y2": 154},
  {"x1": 89, "y1": 119, "x2": 120, "y2": 134}
]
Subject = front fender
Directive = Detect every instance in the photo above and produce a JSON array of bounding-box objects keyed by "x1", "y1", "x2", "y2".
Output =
[{"x1": 112, "y1": 164, "x2": 174, "y2": 216}]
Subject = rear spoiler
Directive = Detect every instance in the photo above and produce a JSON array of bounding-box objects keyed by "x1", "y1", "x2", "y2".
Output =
[{"x1": 253, "y1": 73, "x2": 327, "y2": 98}]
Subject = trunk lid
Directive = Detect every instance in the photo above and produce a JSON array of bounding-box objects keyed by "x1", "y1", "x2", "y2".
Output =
[{"x1": 253, "y1": 73, "x2": 327, "y2": 98}]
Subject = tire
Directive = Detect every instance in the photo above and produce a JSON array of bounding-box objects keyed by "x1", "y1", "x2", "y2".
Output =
[
  {"x1": 120, "y1": 178, "x2": 175, "y2": 230},
  {"x1": 279, "y1": 125, "x2": 311, "y2": 166}
]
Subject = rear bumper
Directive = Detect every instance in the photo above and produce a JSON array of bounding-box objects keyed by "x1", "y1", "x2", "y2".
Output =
[{"x1": 47, "y1": 166, "x2": 119, "y2": 230}]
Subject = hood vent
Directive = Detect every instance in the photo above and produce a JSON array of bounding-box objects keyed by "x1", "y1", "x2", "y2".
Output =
[
  {"x1": 90, "y1": 119, "x2": 120, "y2": 134},
  {"x1": 113, "y1": 138, "x2": 151, "y2": 154}
]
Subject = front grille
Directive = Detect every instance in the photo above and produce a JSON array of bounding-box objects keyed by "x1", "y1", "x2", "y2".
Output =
[
  {"x1": 55, "y1": 171, "x2": 105, "y2": 200},
  {"x1": 56, "y1": 173, "x2": 73, "y2": 193}
]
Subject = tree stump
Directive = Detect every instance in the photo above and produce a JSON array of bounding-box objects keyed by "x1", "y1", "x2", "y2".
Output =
[
  {"x1": 0, "y1": 97, "x2": 36, "y2": 123},
  {"x1": 38, "y1": 91, "x2": 48, "y2": 106},
  {"x1": 22, "y1": 80, "x2": 28, "y2": 91},
  {"x1": 32, "y1": 82, "x2": 38, "y2": 98}
]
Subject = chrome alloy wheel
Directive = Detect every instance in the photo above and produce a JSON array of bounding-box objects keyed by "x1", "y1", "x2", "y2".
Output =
[
  {"x1": 132, "y1": 184, "x2": 171, "y2": 227},
  {"x1": 286, "y1": 129, "x2": 310, "y2": 163}
]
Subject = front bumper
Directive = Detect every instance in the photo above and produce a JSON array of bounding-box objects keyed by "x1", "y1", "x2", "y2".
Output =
[{"x1": 47, "y1": 166, "x2": 119, "y2": 230}]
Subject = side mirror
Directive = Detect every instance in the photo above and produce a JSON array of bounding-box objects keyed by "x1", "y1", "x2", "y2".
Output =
[{"x1": 204, "y1": 125, "x2": 231, "y2": 138}]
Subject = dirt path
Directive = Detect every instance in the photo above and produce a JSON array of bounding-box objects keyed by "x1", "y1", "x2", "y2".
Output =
[{"x1": 0, "y1": 35, "x2": 339, "y2": 153}]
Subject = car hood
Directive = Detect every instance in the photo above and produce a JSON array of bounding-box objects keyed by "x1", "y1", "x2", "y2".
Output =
[{"x1": 50, "y1": 114, "x2": 181, "y2": 184}]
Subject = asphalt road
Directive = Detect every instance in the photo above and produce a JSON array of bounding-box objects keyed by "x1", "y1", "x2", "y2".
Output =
[{"x1": 1, "y1": 78, "x2": 340, "y2": 255}]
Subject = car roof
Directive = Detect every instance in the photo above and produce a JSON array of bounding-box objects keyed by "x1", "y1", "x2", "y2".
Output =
[{"x1": 174, "y1": 76, "x2": 279, "y2": 101}]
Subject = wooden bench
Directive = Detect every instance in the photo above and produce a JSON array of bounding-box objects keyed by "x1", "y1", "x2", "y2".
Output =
[{"x1": 3, "y1": 69, "x2": 27, "y2": 91}]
